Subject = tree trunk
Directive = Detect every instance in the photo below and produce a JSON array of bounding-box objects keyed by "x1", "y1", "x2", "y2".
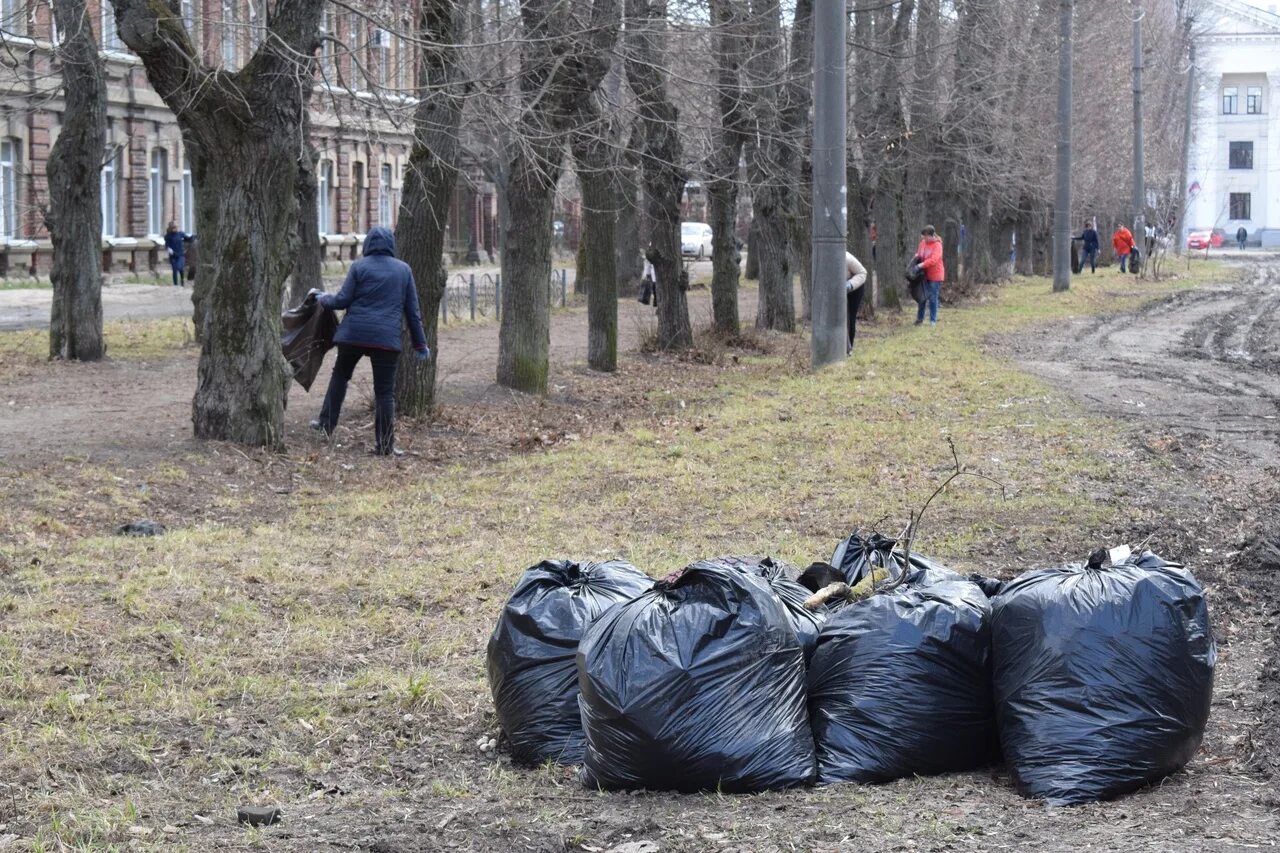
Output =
[
  {"x1": 1052, "y1": 0, "x2": 1073, "y2": 292},
  {"x1": 573, "y1": 135, "x2": 618, "y2": 371},
  {"x1": 496, "y1": 0, "x2": 621, "y2": 391},
  {"x1": 706, "y1": 0, "x2": 747, "y2": 336},
  {"x1": 498, "y1": 151, "x2": 557, "y2": 392},
  {"x1": 626, "y1": 0, "x2": 692, "y2": 350},
  {"x1": 791, "y1": 150, "x2": 813, "y2": 324},
  {"x1": 290, "y1": 111, "x2": 323, "y2": 308},
  {"x1": 47, "y1": 0, "x2": 106, "y2": 362},
  {"x1": 115, "y1": 0, "x2": 324, "y2": 448},
  {"x1": 614, "y1": 127, "x2": 643, "y2": 296},
  {"x1": 395, "y1": 0, "x2": 468, "y2": 416},
  {"x1": 744, "y1": 217, "x2": 760, "y2": 280}
]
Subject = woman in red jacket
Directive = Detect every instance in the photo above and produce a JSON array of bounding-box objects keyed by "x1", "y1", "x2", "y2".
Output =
[
  {"x1": 914, "y1": 225, "x2": 946, "y2": 326},
  {"x1": 1112, "y1": 225, "x2": 1136, "y2": 273}
]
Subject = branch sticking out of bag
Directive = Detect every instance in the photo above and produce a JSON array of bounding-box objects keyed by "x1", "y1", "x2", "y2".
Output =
[{"x1": 803, "y1": 567, "x2": 891, "y2": 610}]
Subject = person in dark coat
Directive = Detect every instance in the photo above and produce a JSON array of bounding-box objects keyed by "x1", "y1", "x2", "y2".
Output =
[
  {"x1": 1236, "y1": 226, "x2": 1247, "y2": 251},
  {"x1": 163, "y1": 222, "x2": 194, "y2": 287},
  {"x1": 310, "y1": 226, "x2": 430, "y2": 456},
  {"x1": 1075, "y1": 220, "x2": 1101, "y2": 273}
]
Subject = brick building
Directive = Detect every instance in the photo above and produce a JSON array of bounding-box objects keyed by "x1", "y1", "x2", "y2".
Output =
[{"x1": 0, "y1": 0, "x2": 499, "y2": 278}]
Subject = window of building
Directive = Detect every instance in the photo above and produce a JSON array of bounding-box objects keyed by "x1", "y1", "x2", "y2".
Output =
[
  {"x1": 1229, "y1": 193, "x2": 1251, "y2": 221},
  {"x1": 319, "y1": 9, "x2": 333, "y2": 79},
  {"x1": 393, "y1": 31, "x2": 408, "y2": 92},
  {"x1": 1229, "y1": 141, "x2": 1254, "y2": 170},
  {"x1": 3, "y1": 0, "x2": 27, "y2": 37},
  {"x1": 1, "y1": 139, "x2": 18, "y2": 239},
  {"x1": 101, "y1": 148, "x2": 118, "y2": 237},
  {"x1": 181, "y1": 163, "x2": 194, "y2": 233},
  {"x1": 221, "y1": 0, "x2": 237, "y2": 66},
  {"x1": 379, "y1": 163, "x2": 392, "y2": 226},
  {"x1": 102, "y1": 0, "x2": 122, "y2": 50},
  {"x1": 1223, "y1": 86, "x2": 1238, "y2": 115},
  {"x1": 318, "y1": 159, "x2": 333, "y2": 234},
  {"x1": 351, "y1": 161, "x2": 367, "y2": 232},
  {"x1": 181, "y1": 0, "x2": 195, "y2": 32},
  {"x1": 372, "y1": 28, "x2": 389, "y2": 87},
  {"x1": 149, "y1": 148, "x2": 168, "y2": 235},
  {"x1": 1247, "y1": 86, "x2": 1263, "y2": 115},
  {"x1": 247, "y1": 0, "x2": 262, "y2": 53},
  {"x1": 349, "y1": 12, "x2": 365, "y2": 86}
]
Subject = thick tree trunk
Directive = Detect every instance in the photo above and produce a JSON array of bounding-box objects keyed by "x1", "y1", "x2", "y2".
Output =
[
  {"x1": 752, "y1": 187, "x2": 794, "y2": 331},
  {"x1": 626, "y1": 0, "x2": 692, "y2": 350},
  {"x1": 498, "y1": 151, "x2": 557, "y2": 392},
  {"x1": 47, "y1": 0, "x2": 105, "y2": 361},
  {"x1": 116, "y1": 0, "x2": 324, "y2": 448},
  {"x1": 395, "y1": 0, "x2": 468, "y2": 417},
  {"x1": 496, "y1": 0, "x2": 620, "y2": 391},
  {"x1": 290, "y1": 112, "x2": 323, "y2": 309},
  {"x1": 614, "y1": 131, "x2": 643, "y2": 296},
  {"x1": 707, "y1": 0, "x2": 746, "y2": 336},
  {"x1": 791, "y1": 151, "x2": 813, "y2": 323},
  {"x1": 574, "y1": 139, "x2": 618, "y2": 371},
  {"x1": 744, "y1": 217, "x2": 761, "y2": 280}
]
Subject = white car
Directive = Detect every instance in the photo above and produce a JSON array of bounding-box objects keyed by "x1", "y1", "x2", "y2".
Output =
[{"x1": 681, "y1": 222, "x2": 714, "y2": 259}]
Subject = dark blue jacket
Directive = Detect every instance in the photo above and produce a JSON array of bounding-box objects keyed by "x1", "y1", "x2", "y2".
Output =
[
  {"x1": 319, "y1": 227, "x2": 428, "y2": 353},
  {"x1": 164, "y1": 230, "x2": 192, "y2": 265},
  {"x1": 1079, "y1": 228, "x2": 1100, "y2": 253}
]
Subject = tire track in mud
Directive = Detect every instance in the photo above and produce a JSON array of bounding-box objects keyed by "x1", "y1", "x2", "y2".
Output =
[{"x1": 1012, "y1": 256, "x2": 1280, "y2": 785}]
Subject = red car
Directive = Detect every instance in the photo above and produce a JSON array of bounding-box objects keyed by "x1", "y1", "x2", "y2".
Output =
[{"x1": 1187, "y1": 230, "x2": 1225, "y2": 249}]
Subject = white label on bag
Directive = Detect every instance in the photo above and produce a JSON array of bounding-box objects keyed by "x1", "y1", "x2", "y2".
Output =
[{"x1": 1108, "y1": 544, "x2": 1132, "y2": 566}]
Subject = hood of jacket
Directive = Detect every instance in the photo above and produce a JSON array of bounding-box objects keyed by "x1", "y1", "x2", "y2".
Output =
[{"x1": 363, "y1": 226, "x2": 396, "y2": 257}]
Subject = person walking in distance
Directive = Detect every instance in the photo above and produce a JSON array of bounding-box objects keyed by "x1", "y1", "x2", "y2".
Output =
[
  {"x1": 309, "y1": 226, "x2": 430, "y2": 456},
  {"x1": 1236, "y1": 226, "x2": 1248, "y2": 251},
  {"x1": 913, "y1": 225, "x2": 945, "y2": 326},
  {"x1": 1077, "y1": 220, "x2": 1101, "y2": 273},
  {"x1": 1112, "y1": 224, "x2": 1136, "y2": 273},
  {"x1": 163, "y1": 222, "x2": 194, "y2": 287},
  {"x1": 845, "y1": 251, "x2": 868, "y2": 355}
]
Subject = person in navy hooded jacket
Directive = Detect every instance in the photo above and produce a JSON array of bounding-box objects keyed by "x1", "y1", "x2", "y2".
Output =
[{"x1": 309, "y1": 226, "x2": 430, "y2": 456}]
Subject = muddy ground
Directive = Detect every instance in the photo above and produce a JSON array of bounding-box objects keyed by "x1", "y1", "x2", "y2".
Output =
[{"x1": 1, "y1": 261, "x2": 1278, "y2": 851}]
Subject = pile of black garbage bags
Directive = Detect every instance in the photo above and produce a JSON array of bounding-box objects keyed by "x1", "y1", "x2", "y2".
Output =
[{"x1": 486, "y1": 534, "x2": 1215, "y2": 805}]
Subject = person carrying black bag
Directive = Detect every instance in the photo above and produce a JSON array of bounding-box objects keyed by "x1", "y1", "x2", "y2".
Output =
[{"x1": 308, "y1": 226, "x2": 430, "y2": 457}]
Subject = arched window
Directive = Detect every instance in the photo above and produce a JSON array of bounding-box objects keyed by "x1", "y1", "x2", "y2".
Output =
[
  {"x1": 102, "y1": 0, "x2": 121, "y2": 50},
  {"x1": 149, "y1": 148, "x2": 168, "y2": 235},
  {"x1": 0, "y1": 139, "x2": 19, "y2": 239}
]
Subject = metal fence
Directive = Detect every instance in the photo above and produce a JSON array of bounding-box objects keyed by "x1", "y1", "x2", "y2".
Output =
[{"x1": 438, "y1": 269, "x2": 568, "y2": 324}]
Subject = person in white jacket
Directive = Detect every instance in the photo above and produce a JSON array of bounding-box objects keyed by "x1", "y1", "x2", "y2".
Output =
[{"x1": 846, "y1": 251, "x2": 868, "y2": 355}]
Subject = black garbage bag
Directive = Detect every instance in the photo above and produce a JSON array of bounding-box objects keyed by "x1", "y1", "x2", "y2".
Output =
[
  {"x1": 281, "y1": 297, "x2": 337, "y2": 391},
  {"x1": 487, "y1": 559, "x2": 652, "y2": 766},
  {"x1": 699, "y1": 555, "x2": 825, "y2": 661},
  {"x1": 807, "y1": 578, "x2": 996, "y2": 783},
  {"x1": 967, "y1": 572, "x2": 1006, "y2": 598},
  {"x1": 578, "y1": 560, "x2": 817, "y2": 792},
  {"x1": 830, "y1": 531, "x2": 960, "y2": 588},
  {"x1": 991, "y1": 551, "x2": 1215, "y2": 805}
]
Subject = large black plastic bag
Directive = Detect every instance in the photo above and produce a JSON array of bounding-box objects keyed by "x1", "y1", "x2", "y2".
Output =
[
  {"x1": 487, "y1": 559, "x2": 652, "y2": 766},
  {"x1": 991, "y1": 551, "x2": 1215, "y2": 805},
  {"x1": 577, "y1": 560, "x2": 817, "y2": 792},
  {"x1": 830, "y1": 530, "x2": 961, "y2": 588},
  {"x1": 807, "y1": 578, "x2": 996, "y2": 783},
  {"x1": 704, "y1": 555, "x2": 825, "y2": 660},
  {"x1": 281, "y1": 298, "x2": 337, "y2": 391}
]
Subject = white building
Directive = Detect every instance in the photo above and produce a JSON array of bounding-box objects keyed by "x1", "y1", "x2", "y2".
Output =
[{"x1": 1187, "y1": 0, "x2": 1280, "y2": 247}]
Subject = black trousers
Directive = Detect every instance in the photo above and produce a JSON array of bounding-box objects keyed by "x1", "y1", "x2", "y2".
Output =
[
  {"x1": 318, "y1": 344, "x2": 399, "y2": 452},
  {"x1": 846, "y1": 286, "x2": 865, "y2": 352}
]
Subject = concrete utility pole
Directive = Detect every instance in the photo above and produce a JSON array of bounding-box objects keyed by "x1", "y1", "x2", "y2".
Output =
[
  {"x1": 1052, "y1": 0, "x2": 1073, "y2": 293},
  {"x1": 1174, "y1": 19, "x2": 1195, "y2": 258},
  {"x1": 810, "y1": 0, "x2": 848, "y2": 369},
  {"x1": 1132, "y1": 0, "x2": 1145, "y2": 238}
]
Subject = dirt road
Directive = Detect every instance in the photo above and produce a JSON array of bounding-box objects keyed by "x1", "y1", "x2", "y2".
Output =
[{"x1": 1013, "y1": 258, "x2": 1280, "y2": 474}]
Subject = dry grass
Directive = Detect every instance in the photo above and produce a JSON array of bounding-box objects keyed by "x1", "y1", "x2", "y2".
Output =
[{"x1": 0, "y1": 259, "x2": 1267, "y2": 852}]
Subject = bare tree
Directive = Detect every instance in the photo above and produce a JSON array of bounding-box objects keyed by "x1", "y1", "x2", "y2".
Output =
[
  {"x1": 571, "y1": 86, "x2": 623, "y2": 371},
  {"x1": 496, "y1": 0, "x2": 621, "y2": 392},
  {"x1": 290, "y1": 109, "x2": 323, "y2": 309},
  {"x1": 625, "y1": 0, "x2": 692, "y2": 351},
  {"x1": 706, "y1": 0, "x2": 748, "y2": 336},
  {"x1": 46, "y1": 0, "x2": 105, "y2": 361},
  {"x1": 395, "y1": 0, "x2": 471, "y2": 416},
  {"x1": 1053, "y1": 0, "x2": 1073, "y2": 292},
  {"x1": 114, "y1": 0, "x2": 325, "y2": 447}
]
